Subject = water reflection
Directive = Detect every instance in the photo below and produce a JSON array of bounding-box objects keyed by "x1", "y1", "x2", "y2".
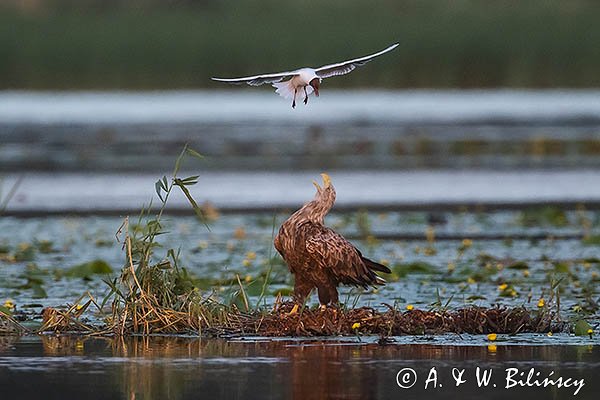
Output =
[{"x1": 0, "y1": 335, "x2": 597, "y2": 399}]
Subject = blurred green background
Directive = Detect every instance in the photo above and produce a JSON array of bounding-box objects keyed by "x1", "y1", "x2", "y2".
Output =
[{"x1": 1, "y1": 0, "x2": 599, "y2": 89}]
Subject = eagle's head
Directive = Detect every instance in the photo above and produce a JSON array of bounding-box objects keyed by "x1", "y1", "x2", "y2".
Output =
[
  {"x1": 312, "y1": 173, "x2": 334, "y2": 196},
  {"x1": 308, "y1": 173, "x2": 336, "y2": 223}
]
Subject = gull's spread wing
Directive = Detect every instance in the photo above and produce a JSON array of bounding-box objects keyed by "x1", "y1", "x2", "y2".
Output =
[
  {"x1": 315, "y1": 42, "x2": 399, "y2": 79},
  {"x1": 211, "y1": 70, "x2": 299, "y2": 86}
]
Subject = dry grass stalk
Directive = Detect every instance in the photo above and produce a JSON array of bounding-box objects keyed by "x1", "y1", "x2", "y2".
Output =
[
  {"x1": 0, "y1": 309, "x2": 28, "y2": 335},
  {"x1": 38, "y1": 293, "x2": 104, "y2": 334}
]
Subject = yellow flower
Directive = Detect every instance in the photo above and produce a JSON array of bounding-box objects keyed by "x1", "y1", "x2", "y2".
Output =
[
  {"x1": 447, "y1": 262, "x2": 455, "y2": 273},
  {"x1": 352, "y1": 322, "x2": 361, "y2": 330},
  {"x1": 245, "y1": 251, "x2": 256, "y2": 260},
  {"x1": 487, "y1": 344, "x2": 497, "y2": 353},
  {"x1": 461, "y1": 238, "x2": 473, "y2": 248},
  {"x1": 547, "y1": 331, "x2": 553, "y2": 337},
  {"x1": 467, "y1": 277, "x2": 476, "y2": 284},
  {"x1": 244, "y1": 275, "x2": 252, "y2": 283},
  {"x1": 537, "y1": 298, "x2": 545, "y2": 308},
  {"x1": 498, "y1": 283, "x2": 508, "y2": 291},
  {"x1": 3, "y1": 299, "x2": 15, "y2": 310},
  {"x1": 587, "y1": 328, "x2": 594, "y2": 335},
  {"x1": 406, "y1": 304, "x2": 414, "y2": 311},
  {"x1": 75, "y1": 304, "x2": 84, "y2": 311},
  {"x1": 523, "y1": 270, "x2": 530, "y2": 277},
  {"x1": 242, "y1": 259, "x2": 251, "y2": 267},
  {"x1": 487, "y1": 333, "x2": 497, "y2": 341}
]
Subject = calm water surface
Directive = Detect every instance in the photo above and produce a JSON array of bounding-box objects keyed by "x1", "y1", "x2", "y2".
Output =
[{"x1": 0, "y1": 335, "x2": 598, "y2": 400}]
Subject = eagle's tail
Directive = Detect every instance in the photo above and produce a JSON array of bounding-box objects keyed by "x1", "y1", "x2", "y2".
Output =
[{"x1": 362, "y1": 257, "x2": 391, "y2": 285}]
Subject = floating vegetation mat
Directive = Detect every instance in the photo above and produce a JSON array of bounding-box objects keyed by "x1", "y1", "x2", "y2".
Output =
[
  {"x1": 248, "y1": 302, "x2": 563, "y2": 337},
  {"x1": 1, "y1": 301, "x2": 566, "y2": 338}
]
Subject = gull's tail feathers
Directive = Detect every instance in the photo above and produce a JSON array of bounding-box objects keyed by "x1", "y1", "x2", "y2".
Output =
[{"x1": 272, "y1": 80, "x2": 313, "y2": 102}]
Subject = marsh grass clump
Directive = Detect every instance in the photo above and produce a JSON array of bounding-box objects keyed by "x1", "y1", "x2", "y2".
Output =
[{"x1": 103, "y1": 146, "x2": 244, "y2": 335}]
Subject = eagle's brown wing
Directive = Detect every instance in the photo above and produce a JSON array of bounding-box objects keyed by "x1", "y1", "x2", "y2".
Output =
[{"x1": 305, "y1": 224, "x2": 389, "y2": 288}]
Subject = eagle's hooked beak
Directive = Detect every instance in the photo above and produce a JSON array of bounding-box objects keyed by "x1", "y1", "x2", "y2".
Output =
[{"x1": 320, "y1": 173, "x2": 331, "y2": 188}]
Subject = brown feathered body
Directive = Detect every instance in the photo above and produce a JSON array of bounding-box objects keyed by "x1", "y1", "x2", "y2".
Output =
[{"x1": 274, "y1": 175, "x2": 391, "y2": 305}]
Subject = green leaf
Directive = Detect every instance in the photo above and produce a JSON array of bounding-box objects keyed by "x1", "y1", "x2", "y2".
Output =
[
  {"x1": 173, "y1": 147, "x2": 186, "y2": 176},
  {"x1": 553, "y1": 262, "x2": 570, "y2": 274},
  {"x1": 508, "y1": 261, "x2": 529, "y2": 270},
  {"x1": 156, "y1": 260, "x2": 172, "y2": 269},
  {"x1": 186, "y1": 147, "x2": 204, "y2": 159},
  {"x1": 574, "y1": 319, "x2": 593, "y2": 336},
  {"x1": 466, "y1": 295, "x2": 486, "y2": 301},
  {"x1": 65, "y1": 259, "x2": 113, "y2": 279},
  {"x1": 155, "y1": 180, "x2": 165, "y2": 202},
  {"x1": 391, "y1": 261, "x2": 438, "y2": 278},
  {"x1": 174, "y1": 179, "x2": 209, "y2": 228},
  {"x1": 0, "y1": 305, "x2": 13, "y2": 315},
  {"x1": 179, "y1": 175, "x2": 200, "y2": 185}
]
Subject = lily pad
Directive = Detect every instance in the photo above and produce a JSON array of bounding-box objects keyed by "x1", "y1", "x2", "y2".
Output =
[
  {"x1": 508, "y1": 261, "x2": 529, "y2": 270},
  {"x1": 65, "y1": 259, "x2": 113, "y2": 279},
  {"x1": 392, "y1": 261, "x2": 438, "y2": 278},
  {"x1": 518, "y1": 206, "x2": 569, "y2": 227},
  {"x1": 573, "y1": 319, "x2": 593, "y2": 336}
]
